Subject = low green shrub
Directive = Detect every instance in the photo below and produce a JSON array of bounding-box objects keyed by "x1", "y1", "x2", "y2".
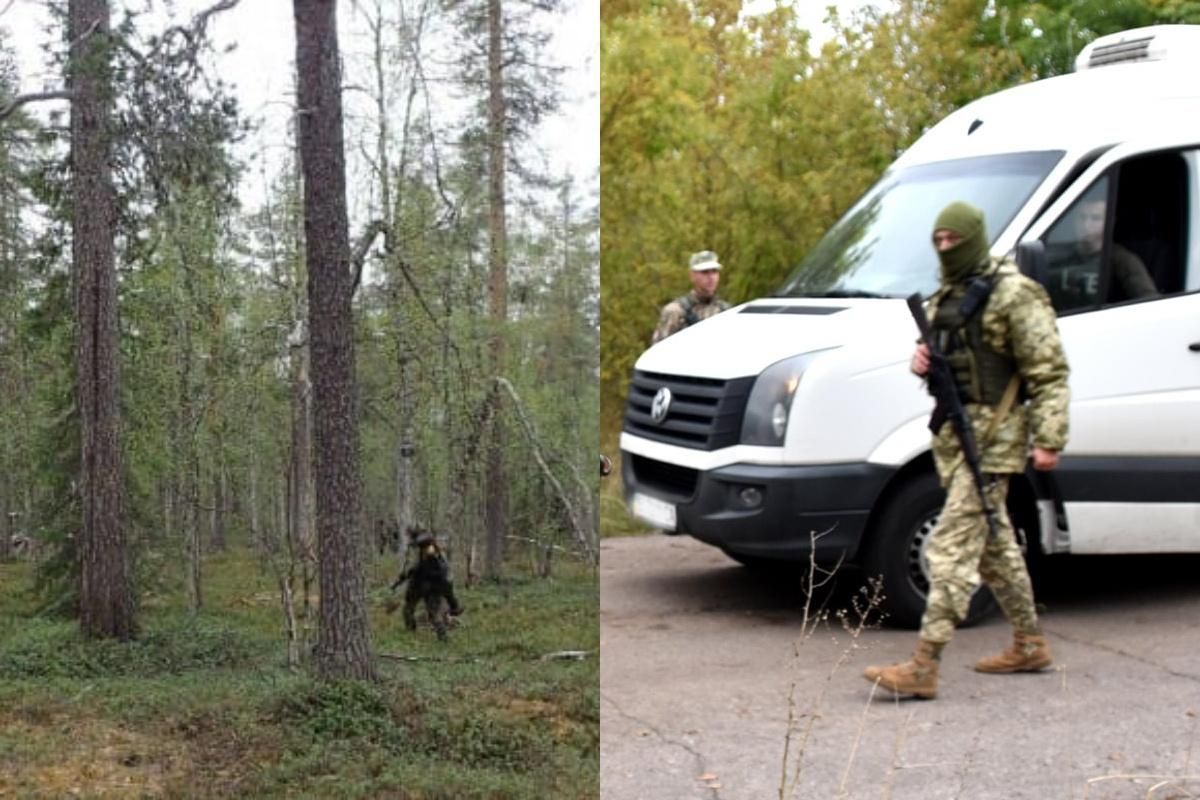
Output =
[{"x1": 0, "y1": 616, "x2": 260, "y2": 679}]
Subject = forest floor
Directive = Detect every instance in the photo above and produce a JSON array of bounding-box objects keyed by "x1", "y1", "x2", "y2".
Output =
[{"x1": 0, "y1": 545, "x2": 598, "y2": 799}]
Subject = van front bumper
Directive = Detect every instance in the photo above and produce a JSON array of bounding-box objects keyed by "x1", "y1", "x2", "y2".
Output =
[{"x1": 622, "y1": 453, "x2": 896, "y2": 563}]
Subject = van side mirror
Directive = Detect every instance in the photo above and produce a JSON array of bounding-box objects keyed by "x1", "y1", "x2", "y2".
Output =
[{"x1": 1015, "y1": 240, "x2": 1049, "y2": 289}]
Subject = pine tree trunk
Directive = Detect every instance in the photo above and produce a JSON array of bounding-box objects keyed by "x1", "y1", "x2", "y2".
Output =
[
  {"x1": 249, "y1": 452, "x2": 261, "y2": 552},
  {"x1": 70, "y1": 0, "x2": 135, "y2": 640},
  {"x1": 294, "y1": 0, "x2": 374, "y2": 681},
  {"x1": 184, "y1": 459, "x2": 201, "y2": 614},
  {"x1": 0, "y1": 476, "x2": 11, "y2": 562},
  {"x1": 484, "y1": 0, "x2": 508, "y2": 581},
  {"x1": 211, "y1": 453, "x2": 227, "y2": 551},
  {"x1": 161, "y1": 482, "x2": 173, "y2": 542},
  {"x1": 288, "y1": 107, "x2": 318, "y2": 602}
]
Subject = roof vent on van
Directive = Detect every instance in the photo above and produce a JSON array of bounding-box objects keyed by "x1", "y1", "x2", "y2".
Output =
[{"x1": 1074, "y1": 25, "x2": 1200, "y2": 71}]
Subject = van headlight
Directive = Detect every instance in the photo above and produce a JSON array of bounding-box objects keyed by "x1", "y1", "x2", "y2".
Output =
[{"x1": 739, "y1": 352, "x2": 821, "y2": 446}]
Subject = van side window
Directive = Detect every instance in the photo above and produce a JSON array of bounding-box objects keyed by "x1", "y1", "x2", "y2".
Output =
[
  {"x1": 1041, "y1": 176, "x2": 1109, "y2": 312},
  {"x1": 1112, "y1": 151, "x2": 1190, "y2": 298},
  {"x1": 1041, "y1": 150, "x2": 1192, "y2": 314}
]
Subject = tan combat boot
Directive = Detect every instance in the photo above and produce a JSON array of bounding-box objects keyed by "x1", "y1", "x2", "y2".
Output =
[
  {"x1": 974, "y1": 631, "x2": 1052, "y2": 673},
  {"x1": 863, "y1": 640, "x2": 941, "y2": 699}
]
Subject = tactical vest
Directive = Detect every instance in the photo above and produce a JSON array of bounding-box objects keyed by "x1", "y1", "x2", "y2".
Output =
[
  {"x1": 415, "y1": 546, "x2": 449, "y2": 582},
  {"x1": 676, "y1": 293, "x2": 728, "y2": 327},
  {"x1": 930, "y1": 276, "x2": 1017, "y2": 406}
]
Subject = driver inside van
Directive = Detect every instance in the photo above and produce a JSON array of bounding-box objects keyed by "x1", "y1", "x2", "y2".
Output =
[{"x1": 1048, "y1": 184, "x2": 1158, "y2": 307}]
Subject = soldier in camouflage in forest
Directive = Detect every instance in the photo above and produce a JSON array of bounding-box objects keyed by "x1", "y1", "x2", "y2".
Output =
[
  {"x1": 864, "y1": 201, "x2": 1070, "y2": 699},
  {"x1": 390, "y1": 526, "x2": 463, "y2": 641},
  {"x1": 650, "y1": 250, "x2": 730, "y2": 344}
]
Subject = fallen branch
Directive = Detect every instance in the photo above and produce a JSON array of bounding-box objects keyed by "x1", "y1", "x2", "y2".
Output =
[
  {"x1": 504, "y1": 533, "x2": 588, "y2": 559},
  {"x1": 538, "y1": 650, "x2": 592, "y2": 661},
  {"x1": 378, "y1": 648, "x2": 593, "y2": 664},
  {"x1": 378, "y1": 652, "x2": 482, "y2": 664},
  {"x1": 495, "y1": 376, "x2": 597, "y2": 564}
]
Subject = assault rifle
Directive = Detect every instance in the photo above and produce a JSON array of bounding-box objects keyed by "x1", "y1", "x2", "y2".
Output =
[{"x1": 906, "y1": 292, "x2": 1000, "y2": 539}]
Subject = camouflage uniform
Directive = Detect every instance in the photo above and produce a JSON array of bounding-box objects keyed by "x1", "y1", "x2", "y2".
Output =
[
  {"x1": 392, "y1": 529, "x2": 463, "y2": 641},
  {"x1": 921, "y1": 257, "x2": 1070, "y2": 644},
  {"x1": 651, "y1": 290, "x2": 729, "y2": 344},
  {"x1": 864, "y1": 203, "x2": 1065, "y2": 697}
]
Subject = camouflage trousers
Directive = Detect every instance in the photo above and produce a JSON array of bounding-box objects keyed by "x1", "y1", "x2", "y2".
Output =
[
  {"x1": 403, "y1": 580, "x2": 462, "y2": 641},
  {"x1": 919, "y1": 467, "x2": 1040, "y2": 644}
]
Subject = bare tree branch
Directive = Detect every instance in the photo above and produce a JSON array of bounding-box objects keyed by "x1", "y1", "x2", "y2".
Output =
[
  {"x1": 0, "y1": 14, "x2": 105, "y2": 123},
  {"x1": 494, "y1": 377, "x2": 598, "y2": 564},
  {"x1": 68, "y1": 18, "x2": 102, "y2": 50},
  {"x1": 153, "y1": 0, "x2": 242, "y2": 59},
  {"x1": 0, "y1": 90, "x2": 74, "y2": 122},
  {"x1": 350, "y1": 219, "x2": 389, "y2": 297}
]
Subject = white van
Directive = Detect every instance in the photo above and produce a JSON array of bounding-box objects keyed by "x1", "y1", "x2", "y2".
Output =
[{"x1": 619, "y1": 25, "x2": 1200, "y2": 627}]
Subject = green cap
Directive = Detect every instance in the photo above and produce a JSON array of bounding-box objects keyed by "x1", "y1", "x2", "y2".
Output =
[
  {"x1": 689, "y1": 250, "x2": 721, "y2": 271},
  {"x1": 406, "y1": 526, "x2": 434, "y2": 546}
]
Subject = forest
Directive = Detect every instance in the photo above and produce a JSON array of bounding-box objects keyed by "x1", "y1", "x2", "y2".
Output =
[
  {"x1": 0, "y1": 0, "x2": 598, "y2": 796},
  {"x1": 599, "y1": 0, "x2": 1200, "y2": 535}
]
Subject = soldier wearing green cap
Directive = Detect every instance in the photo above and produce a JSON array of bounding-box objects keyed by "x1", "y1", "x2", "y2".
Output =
[
  {"x1": 651, "y1": 250, "x2": 730, "y2": 344},
  {"x1": 864, "y1": 201, "x2": 1071, "y2": 699}
]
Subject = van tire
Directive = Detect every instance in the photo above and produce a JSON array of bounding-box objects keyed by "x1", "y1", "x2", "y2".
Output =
[{"x1": 862, "y1": 472, "x2": 998, "y2": 629}]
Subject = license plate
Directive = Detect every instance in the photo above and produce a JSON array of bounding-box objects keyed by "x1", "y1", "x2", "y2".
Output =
[{"x1": 630, "y1": 492, "x2": 677, "y2": 531}]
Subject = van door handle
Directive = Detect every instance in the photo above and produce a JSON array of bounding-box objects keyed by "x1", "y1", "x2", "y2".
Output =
[{"x1": 1191, "y1": 342, "x2": 1200, "y2": 352}]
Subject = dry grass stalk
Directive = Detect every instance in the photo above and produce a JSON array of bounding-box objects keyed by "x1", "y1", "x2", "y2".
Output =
[
  {"x1": 881, "y1": 707, "x2": 915, "y2": 800},
  {"x1": 1082, "y1": 773, "x2": 1200, "y2": 799},
  {"x1": 778, "y1": 528, "x2": 885, "y2": 799}
]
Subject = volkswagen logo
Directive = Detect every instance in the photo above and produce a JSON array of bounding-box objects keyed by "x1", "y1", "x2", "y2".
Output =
[{"x1": 650, "y1": 387, "x2": 672, "y2": 424}]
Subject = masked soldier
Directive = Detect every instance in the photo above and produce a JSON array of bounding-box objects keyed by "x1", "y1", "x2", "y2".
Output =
[
  {"x1": 864, "y1": 201, "x2": 1070, "y2": 699},
  {"x1": 651, "y1": 250, "x2": 730, "y2": 344},
  {"x1": 391, "y1": 526, "x2": 463, "y2": 641}
]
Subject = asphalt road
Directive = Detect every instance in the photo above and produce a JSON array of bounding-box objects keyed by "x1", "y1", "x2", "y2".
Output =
[{"x1": 600, "y1": 533, "x2": 1200, "y2": 800}]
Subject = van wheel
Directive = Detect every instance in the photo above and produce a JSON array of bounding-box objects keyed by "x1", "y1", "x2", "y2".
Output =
[{"x1": 861, "y1": 472, "x2": 998, "y2": 629}]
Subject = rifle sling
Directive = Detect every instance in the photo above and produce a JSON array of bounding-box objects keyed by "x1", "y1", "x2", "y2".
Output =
[{"x1": 944, "y1": 373, "x2": 1022, "y2": 479}]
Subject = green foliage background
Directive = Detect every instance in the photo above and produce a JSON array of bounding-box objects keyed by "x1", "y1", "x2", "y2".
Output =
[{"x1": 599, "y1": 0, "x2": 1198, "y2": 453}]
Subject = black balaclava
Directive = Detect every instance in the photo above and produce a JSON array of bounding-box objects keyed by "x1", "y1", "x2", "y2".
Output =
[{"x1": 933, "y1": 201, "x2": 990, "y2": 284}]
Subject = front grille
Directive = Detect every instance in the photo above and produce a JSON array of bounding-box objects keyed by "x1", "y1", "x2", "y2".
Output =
[
  {"x1": 623, "y1": 370, "x2": 755, "y2": 450},
  {"x1": 630, "y1": 454, "x2": 698, "y2": 499}
]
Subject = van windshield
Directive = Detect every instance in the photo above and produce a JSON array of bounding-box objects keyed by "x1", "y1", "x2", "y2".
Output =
[{"x1": 774, "y1": 151, "x2": 1063, "y2": 298}]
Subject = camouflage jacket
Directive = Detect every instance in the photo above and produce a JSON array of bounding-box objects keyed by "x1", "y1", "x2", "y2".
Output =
[
  {"x1": 928, "y1": 258, "x2": 1070, "y2": 481},
  {"x1": 394, "y1": 544, "x2": 450, "y2": 589},
  {"x1": 651, "y1": 290, "x2": 729, "y2": 344}
]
